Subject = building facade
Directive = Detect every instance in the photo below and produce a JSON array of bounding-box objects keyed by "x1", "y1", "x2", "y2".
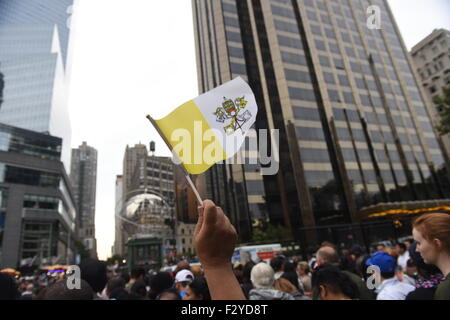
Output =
[
  {"x1": 175, "y1": 222, "x2": 197, "y2": 256},
  {"x1": 70, "y1": 142, "x2": 97, "y2": 258},
  {"x1": 174, "y1": 166, "x2": 199, "y2": 224},
  {"x1": 192, "y1": 0, "x2": 450, "y2": 245},
  {"x1": 411, "y1": 29, "x2": 450, "y2": 157},
  {"x1": 0, "y1": 0, "x2": 74, "y2": 168},
  {"x1": 0, "y1": 123, "x2": 77, "y2": 269},
  {"x1": 118, "y1": 144, "x2": 177, "y2": 257},
  {"x1": 122, "y1": 144, "x2": 148, "y2": 203},
  {"x1": 113, "y1": 175, "x2": 124, "y2": 257}
]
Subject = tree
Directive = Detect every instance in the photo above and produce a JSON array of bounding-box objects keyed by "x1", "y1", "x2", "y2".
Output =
[
  {"x1": 251, "y1": 223, "x2": 292, "y2": 243},
  {"x1": 435, "y1": 86, "x2": 450, "y2": 136}
]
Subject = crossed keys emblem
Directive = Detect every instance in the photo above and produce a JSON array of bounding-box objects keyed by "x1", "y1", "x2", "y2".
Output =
[{"x1": 214, "y1": 96, "x2": 252, "y2": 135}]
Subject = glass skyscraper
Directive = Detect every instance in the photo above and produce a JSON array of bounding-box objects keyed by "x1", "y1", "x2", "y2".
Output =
[
  {"x1": 192, "y1": 0, "x2": 450, "y2": 244},
  {"x1": 0, "y1": 0, "x2": 74, "y2": 167}
]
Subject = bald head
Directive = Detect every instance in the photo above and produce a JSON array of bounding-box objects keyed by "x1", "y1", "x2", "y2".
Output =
[{"x1": 316, "y1": 246, "x2": 340, "y2": 266}]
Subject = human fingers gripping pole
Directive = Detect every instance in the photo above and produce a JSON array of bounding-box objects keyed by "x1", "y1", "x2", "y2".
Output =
[
  {"x1": 194, "y1": 206, "x2": 204, "y2": 237},
  {"x1": 146, "y1": 115, "x2": 203, "y2": 205},
  {"x1": 202, "y1": 200, "x2": 219, "y2": 227}
]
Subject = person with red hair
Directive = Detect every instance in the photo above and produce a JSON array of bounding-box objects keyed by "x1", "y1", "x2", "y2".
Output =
[{"x1": 412, "y1": 213, "x2": 450, "y2": 300}]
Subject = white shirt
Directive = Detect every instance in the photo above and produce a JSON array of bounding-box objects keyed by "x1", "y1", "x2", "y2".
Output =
[
  {"x1": 376, "y1": 278, "x2": 415, "y2": 300},
  {"x1": 274, "y1": 271, "x2": 283, "y2": 280},
  {"x1": 397, "y1": 251, "x2": 410, "y2": 270}
]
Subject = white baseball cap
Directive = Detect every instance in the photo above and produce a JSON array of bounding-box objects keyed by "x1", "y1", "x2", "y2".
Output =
[{"x1": 175, "y1": 269, "x2": 194, "y2": 283}]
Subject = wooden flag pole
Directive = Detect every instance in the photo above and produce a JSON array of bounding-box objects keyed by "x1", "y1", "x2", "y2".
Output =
[{"x1": 146, "y1": 115, "x2": 204, "y2": 206}]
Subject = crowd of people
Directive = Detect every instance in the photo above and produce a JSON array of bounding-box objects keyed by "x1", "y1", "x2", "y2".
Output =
[
  {"x1": 1, "y1": 200, "x2": 449, "y2": 300},
  {"x1": 0, "y1": 259, "x2": 211, "y2": 301}
]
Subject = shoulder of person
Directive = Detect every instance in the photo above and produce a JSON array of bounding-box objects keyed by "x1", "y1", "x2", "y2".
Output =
[
  {"x1": 434, "y1": 276, "x2": 450, "y2": 300},
  {"x1": 406, "y1": 287, "x2": 436, "y2": 301}
]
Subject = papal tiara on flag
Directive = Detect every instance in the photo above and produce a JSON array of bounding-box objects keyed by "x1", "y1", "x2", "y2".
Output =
[{"x1": 147, "y1": 77, "x2": 258, "y2": 204}]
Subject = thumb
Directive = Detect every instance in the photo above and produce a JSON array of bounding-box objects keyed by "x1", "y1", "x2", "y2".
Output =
[
  {"x1": 194, "y1": 206, "x2": 204, "y2": 236},
  {"x1": 202, "y1": 200, "x2": 218, "y2": 227}
]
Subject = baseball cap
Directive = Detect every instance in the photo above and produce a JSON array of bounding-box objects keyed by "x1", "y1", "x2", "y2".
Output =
[
  {"x1": 175, "y1": 269, "x2": 194, "y2": 283},
  {"x1": 366, "y1": 251, "x2": 396, "y2": 273}
]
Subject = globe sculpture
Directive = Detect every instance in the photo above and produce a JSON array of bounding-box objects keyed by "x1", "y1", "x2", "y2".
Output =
[{"x1": 122, "y1": 193, "x2": 174, "y2": 240}]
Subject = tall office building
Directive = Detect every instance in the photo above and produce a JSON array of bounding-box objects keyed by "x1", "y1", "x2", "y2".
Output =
[
  {"x1": 192, "y1": 0, "x2": 450, "y2": 244},
  {"x1": 0, "y1": 123, "x2": 77, "y2": 269},
  {"x1": 0, "y1": 0, "x2": 74, "y2": 167},
  {"x1": 119, "y1": 144, "x2": 177, "y2": 256},
  {"x1": 411, "y1": 29, "x2": 450, "y2": 157},
  {"x1": 70, "y1": 142, "x2": 98, "y2": 258},
  {"x1": 0, "y1": 67, "x2": 4, "y2": 107},
  {"x1": 114, "y1": 175, "x2": 124, "y2": 257},
  {"x1": 122, "y1": 144, "x2": 148, "y2": 202}
]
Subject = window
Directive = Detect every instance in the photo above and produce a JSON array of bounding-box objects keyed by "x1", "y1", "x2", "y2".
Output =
[
  {"x1": 360, "y1": 95, "x2": 371, "y2": 106},
  {"x1": 345, "y1": 47, "x2": 356, "y2": 57},
  {"x1": 307, "y1": 10, "x2": 318, "y2": 21},
  {"x1": 310, "y1": 25, "x2": 322, "y2": 36},
  {"x1": 333, "y1": 108, "x2": 346, "y2": 121},
  {"x1": 0, "y1": 164, "x2": 60, "y2": 188},
  {"x1": 343, "y1": 92, "x2": 355, "y2": 104},
  {"x1": 246, "y1": 180, "x2": 266, "y2": 195},
  {"x1": 296, "y1": 127, "x2": 325, "y2": 141},
  {"x1": 226, "y1": 31, "x2": 242, "y2": 43},
  {"x1": 355, "y1": 78, "x2": 365, "y2": 89},
  {"x1": 293, "y1": 106, "x2": 321, "y2": 121},
  {"x1": 230, "y1": 63, "x2": 247, "y2": 75},
  {"x1": 315, "y1": 40, "x2": 326, "y2": 51},
  {"x1": 300, "y1": 148, "x2": 331, "y2": 163},
  {"x1": 224, "y1": 16, "x2": 240, "y2": 28},
  {"x1": 328, "y1": 89, "x2": 341, "y2": 102},
  {"x1": 278, "y1": 35, "x2": 303, "y2": 49},
  {"x1": 288, "y1": 87, "x2": 316, "y2": 101},
  {"x1": 222, "y1": 2, "x2": 237, "y2": 14},
  {"x1": 341, "y1": 32, "x2": 351, "y2": 43},
  {"x1": 285, "y1": 69, "x2": 311, "y2": 83},
  {"x1": 329, "y1": 43, "x2": 340, "y2": 54},
  {"x1": 338, "y1": 75, "x2": 350, "y2": 86},
  {"x1": 229, "y1": 46, "x2": 244, "y2": 58},
  {"x1": 274, "y1": 19, "x2": 298, "y2": 33},
  {"x1": 319, "y1": 55, "x2": 331, "y2": 67},
  {"x1": 23, "y1": 195, "x2": 60, "y2": 210},
  {"x1": 281, "y1": 51, "x2": 306, "y2": 65},
  {"x1": 271, "y1": 4, "x2": 296, "y2": 18},
  {"x1": 323, "y1": 72, "x2": 335, "y2": 84},
  {"x1": 325, "y1": 28, "x2": 336, "y2": 40}
]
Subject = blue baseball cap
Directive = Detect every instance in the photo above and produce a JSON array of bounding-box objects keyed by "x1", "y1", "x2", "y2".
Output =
[{"x1": 366, "y1": 251, "x2": 396, "y2": 273}]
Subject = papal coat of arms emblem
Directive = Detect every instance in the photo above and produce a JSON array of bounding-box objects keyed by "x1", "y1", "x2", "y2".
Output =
[{"x1": 214, "y1": 96, "x2": 252, "y2": 135}]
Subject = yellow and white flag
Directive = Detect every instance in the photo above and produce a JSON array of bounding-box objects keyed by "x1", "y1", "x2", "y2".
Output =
[{"x1": 148, "y1": 77, "x2": 258, "y2": 175}]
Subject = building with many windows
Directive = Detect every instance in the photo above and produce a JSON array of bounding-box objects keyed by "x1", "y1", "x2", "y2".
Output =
[
  {"x1": 411, "y1": 28, "x2": 450, "y2": 157},
  {"x1": 0, "y1": 0, "x2": 74, "y2": 168},
  {"x1": 117, "y1": 144, "x2": 177, "y2": 258},
  {"x1": 0, "y1": 123, "x2": 77, "y2": 269},
  {"x1": 70, "y1": 142, "x2": 98, "y2": 258},
  {"x1": 192, "y1": 0, "x2": 450, "y2": 246},
  {"x1": 113, "y1": 175, "x2": 124, "y2": 257}
]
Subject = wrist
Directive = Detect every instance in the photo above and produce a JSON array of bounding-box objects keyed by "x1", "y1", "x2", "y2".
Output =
[{"x1": 203, "y1": 263, "x2": 233, "y2": 273}]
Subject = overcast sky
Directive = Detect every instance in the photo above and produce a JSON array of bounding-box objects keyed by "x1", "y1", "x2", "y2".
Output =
[{"x1": 67, "y1": 0, "x2": 450, "y2": 261}]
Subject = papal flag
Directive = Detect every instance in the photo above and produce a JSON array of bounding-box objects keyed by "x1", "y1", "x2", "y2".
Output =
[{"x1": 147, "y1": 77, "x2": 258, "y2": 175}]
